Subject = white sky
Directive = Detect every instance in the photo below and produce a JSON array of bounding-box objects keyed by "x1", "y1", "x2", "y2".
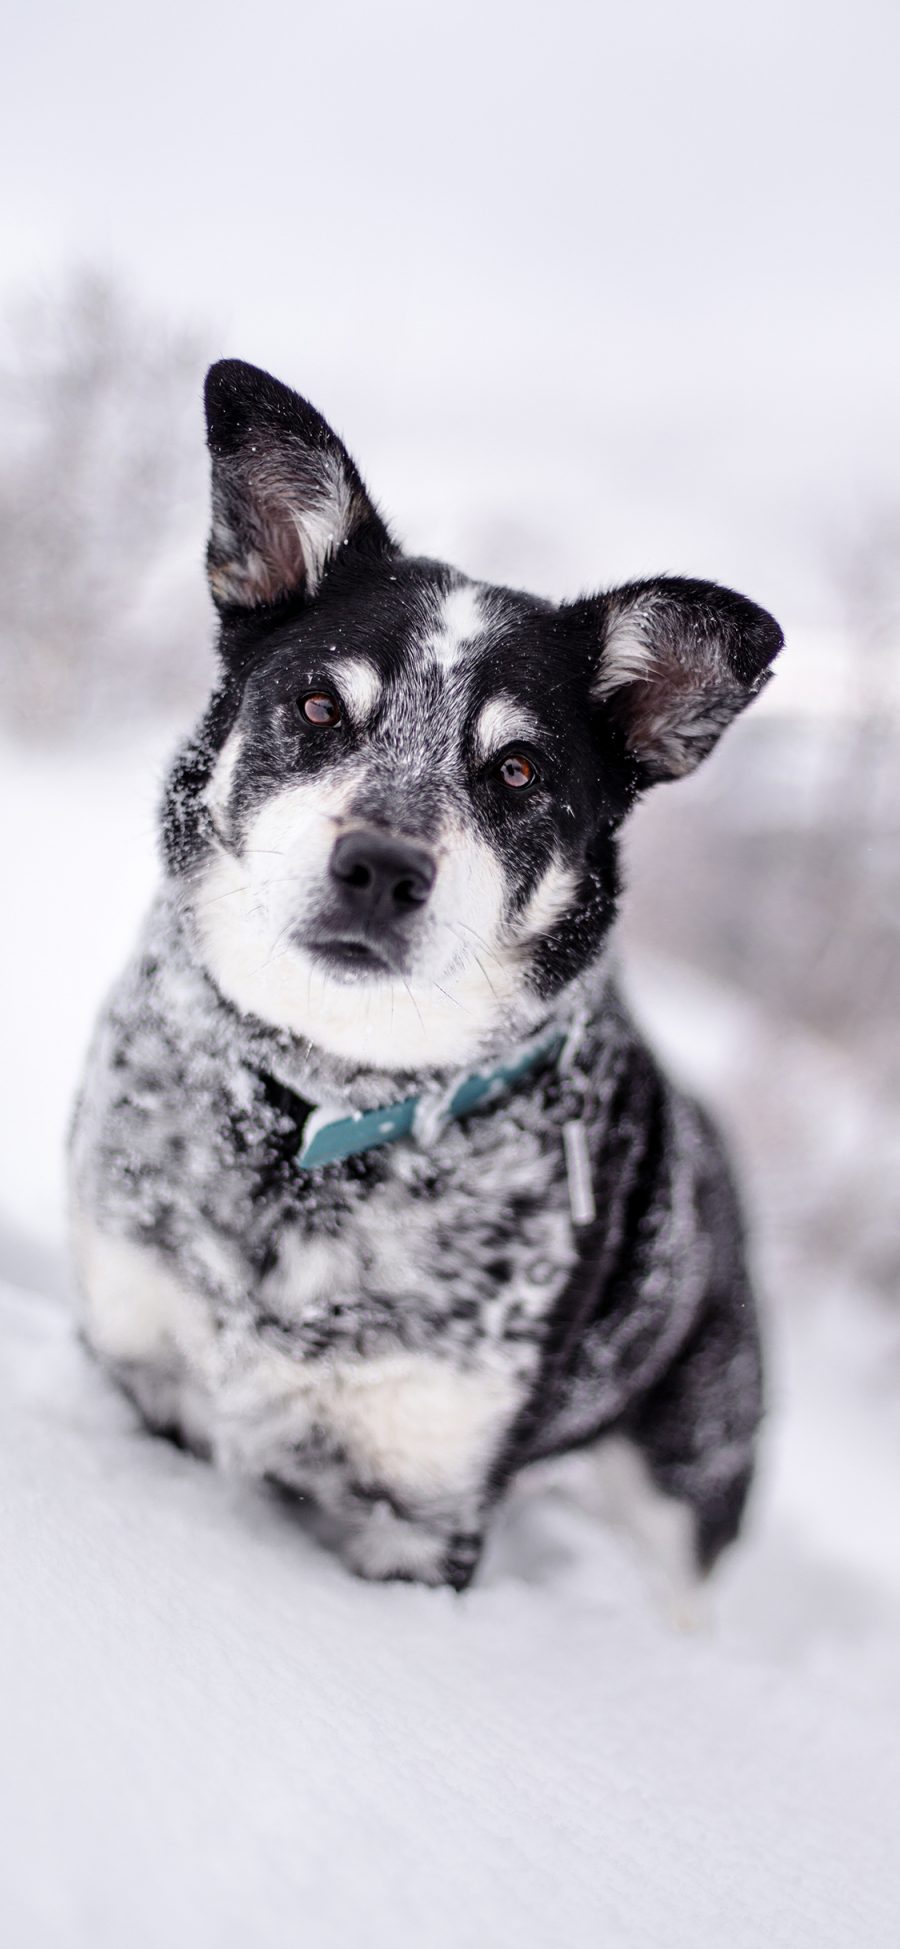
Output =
[{"x1": 3, "y1": 0, "x2": 900, "y2": 626}]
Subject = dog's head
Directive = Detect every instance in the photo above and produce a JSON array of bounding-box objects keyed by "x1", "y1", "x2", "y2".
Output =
[{"x1": 163, "y1": 359, "x2": 782, "y2": 1072}]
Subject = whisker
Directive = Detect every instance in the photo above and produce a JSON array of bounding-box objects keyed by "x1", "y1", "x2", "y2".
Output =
[
  {"x1": 445, "y1": 921, "x2": 498, "y2": 1000},
  {"x1": 400, "y1": 976, "x2": 426, "y2": 1035},
  {"x1": 452, "y1": 918, "x2": 505, "y2": 971},
  {"x1": 258, "y1": 913, "x2": 301, "y2": 973},
  {"x1": 194, "y1": 872, "x2": 307, "y2": 912},
  {"x1": 469, "y1": 950, "x2": 497, "y2": 999},
  {"x1": 195, "y1": 882, "x2": 254, "y2": 909},
  {"x1": 431, "y1": 981, "x2": 467, "y2": 1013}
]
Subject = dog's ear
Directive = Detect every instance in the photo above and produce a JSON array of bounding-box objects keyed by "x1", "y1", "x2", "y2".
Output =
[
  {"x1": 204, "y1": 360, "x2": 394, "y2": 611},
  {"x1": 572, "y1": 576, "x2": 783, "y2": 783}
]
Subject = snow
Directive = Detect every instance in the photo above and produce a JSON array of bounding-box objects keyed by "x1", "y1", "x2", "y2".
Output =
[{"x1": 3, "y1": 732, "x2": 900, "y2": 1947}]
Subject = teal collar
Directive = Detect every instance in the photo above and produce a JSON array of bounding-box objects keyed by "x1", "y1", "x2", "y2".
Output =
[{"x1": 294, "y1": 1029, "x2": 566, "y2": 1169}]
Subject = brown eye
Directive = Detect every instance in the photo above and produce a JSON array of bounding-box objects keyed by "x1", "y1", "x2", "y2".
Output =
[
  {"x1": 300, "y1": 690, "x2": 342, "y2": 727},
  {"x1": 498, "y1": 753, "x2": 536, "y2": 791}
]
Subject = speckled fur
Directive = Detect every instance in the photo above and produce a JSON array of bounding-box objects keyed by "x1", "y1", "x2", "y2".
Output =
[{"x1": 69, "y1": 360, "x2": 783, "y2": 1589}]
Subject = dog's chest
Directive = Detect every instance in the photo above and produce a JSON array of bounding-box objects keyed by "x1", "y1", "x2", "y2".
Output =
[
  {"x1": 203, "y1": 1105, "x2": 580, "y2": 1496},
  {"x1": 250, "y1": 1106, "x2": 578, "y2": 1373}
]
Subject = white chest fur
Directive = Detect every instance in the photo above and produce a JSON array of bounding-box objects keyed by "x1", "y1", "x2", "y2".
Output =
[{"x1": 73, "y1": 1217, "x2": 523, "y2": 1505}]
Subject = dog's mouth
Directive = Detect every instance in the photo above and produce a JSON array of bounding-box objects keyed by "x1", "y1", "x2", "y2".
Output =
[{"x1": 305, "y1": 935, "x2": 393, "y2": 979}]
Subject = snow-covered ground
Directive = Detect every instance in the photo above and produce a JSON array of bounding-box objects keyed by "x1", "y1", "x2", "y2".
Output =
[{"x1": 3, "y1": 731, "x2": 899, "y2": 1948}]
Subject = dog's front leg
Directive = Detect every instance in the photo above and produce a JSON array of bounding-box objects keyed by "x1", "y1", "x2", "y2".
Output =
[{"x1": 306, "y1": 1351, "x2": 518, "y2": 1591}]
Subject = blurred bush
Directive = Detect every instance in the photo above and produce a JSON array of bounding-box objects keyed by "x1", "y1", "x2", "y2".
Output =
[
  {"x1": 0, "y1": 270, "x2": 212, "y2": 738},
  {"x1": 624, "y1": 699, "x2": 900, "y2": 1315}
]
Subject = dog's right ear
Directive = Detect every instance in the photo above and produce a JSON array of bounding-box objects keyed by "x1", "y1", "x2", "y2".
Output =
[
  {"x1": 570, "y1": 576, "x2": 783, "y2": 784},
  {"x1": 204, "y1": 360, "x2": 394, "y2": 613}
]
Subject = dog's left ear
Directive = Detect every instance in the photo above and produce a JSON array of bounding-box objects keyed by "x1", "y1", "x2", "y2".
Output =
[
  {"x1": 571, "y1": 576, "x2": 783, "y2": 783},
  {"x1": 204, "y1": 359, "x2": 394, "y2": 611}
]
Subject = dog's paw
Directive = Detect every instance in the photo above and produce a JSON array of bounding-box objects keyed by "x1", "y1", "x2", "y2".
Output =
[
  {"x1": 343, "y1": 1503, "x2": 482, "y2": 1591},
  {"x1": 343, "y1": 1502, "x2": 449, "y2": 1586},
  {"x1": 439, "y1": 1530, "x2": 483, "y2": 1592}
]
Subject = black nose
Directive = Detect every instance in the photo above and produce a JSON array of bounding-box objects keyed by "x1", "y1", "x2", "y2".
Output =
[{"x1": 329, "y1": 830, "x2": 436, "y2": 920}]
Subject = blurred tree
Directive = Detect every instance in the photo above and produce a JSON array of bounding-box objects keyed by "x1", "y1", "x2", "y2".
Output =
[
  {"x1": 838, "y1": 505, "x2": 900, "y2": 728},
  {"x1": 0, "y1": 270, "x2": 213, "y2": 737},
  {"x1": 622, "y1": 555, "x2": 900, "y2": 1312}
]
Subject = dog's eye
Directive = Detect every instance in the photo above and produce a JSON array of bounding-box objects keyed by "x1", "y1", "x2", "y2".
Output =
[
  {"x1": 300, "y1": 690, "x2": 342, "y2": 728},
  {"x1": 497, "y1": 753, "x2": 537, "y2": 791}
]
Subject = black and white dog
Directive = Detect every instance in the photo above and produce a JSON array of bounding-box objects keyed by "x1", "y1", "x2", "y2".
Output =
[{"x1": 70, "y1": 360, "x2": 782, "y2": 1592}]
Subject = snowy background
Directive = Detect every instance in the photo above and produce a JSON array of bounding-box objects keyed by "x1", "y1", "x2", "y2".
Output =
[{"x1": 2, "y1": 3, "x2": 900, "y2": 1943}]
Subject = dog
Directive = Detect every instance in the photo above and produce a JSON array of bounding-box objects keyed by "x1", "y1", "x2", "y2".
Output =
[{"x1": 69, "y1": 358, "x2": 783, "y2": 1592}]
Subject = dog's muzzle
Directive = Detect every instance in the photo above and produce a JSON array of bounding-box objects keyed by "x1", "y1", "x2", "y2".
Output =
[{"x1": 304, "y1": 828, "x2": 437, "y2": 976}]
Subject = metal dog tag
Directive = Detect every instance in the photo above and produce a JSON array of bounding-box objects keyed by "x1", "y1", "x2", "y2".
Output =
[{"x1": 562, "y1": 1118, "x2": 596, "y2": 1227}]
